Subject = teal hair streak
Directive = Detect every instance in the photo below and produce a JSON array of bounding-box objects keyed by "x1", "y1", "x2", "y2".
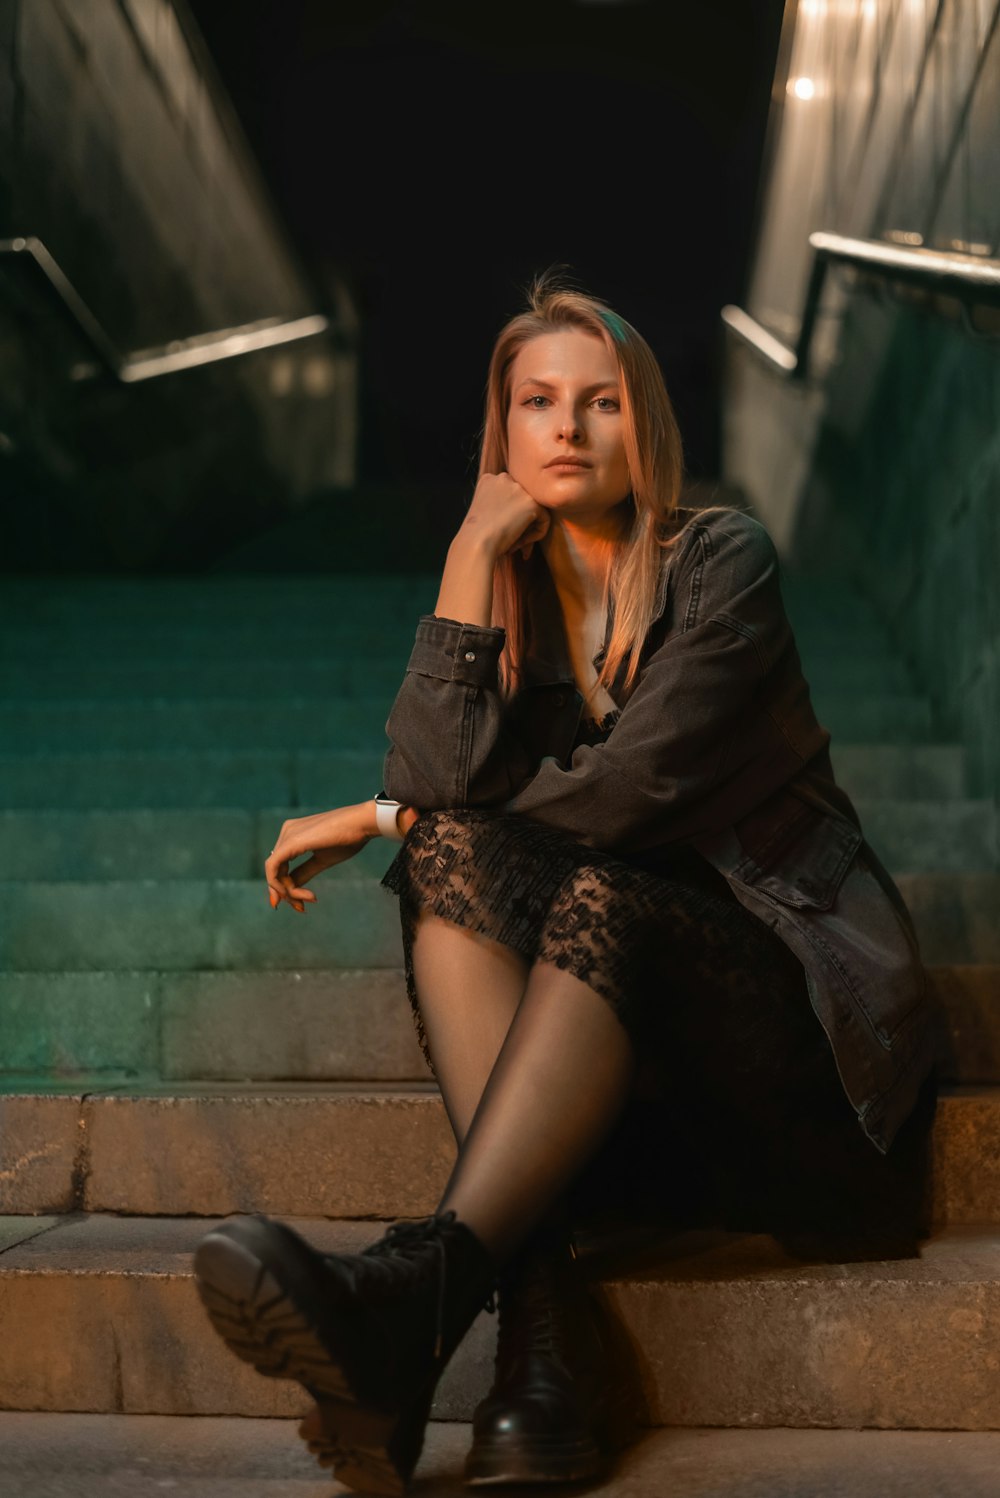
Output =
[{"x1": 599, "y1": 310, "x2": 629, "y2": 345}]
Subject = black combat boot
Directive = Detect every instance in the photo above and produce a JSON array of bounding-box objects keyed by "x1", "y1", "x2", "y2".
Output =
[
  {"x1": 193, "y1": 1209, "x2": 497, "y2": 1496},
  {"x1": 464, "y1": 1230, "x2": 634, "y2": 1485}
]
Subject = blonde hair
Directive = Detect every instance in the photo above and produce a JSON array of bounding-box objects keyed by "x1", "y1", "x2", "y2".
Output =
[{"x1": 480, "y1": 270, "x2": 734, "y2": 699}]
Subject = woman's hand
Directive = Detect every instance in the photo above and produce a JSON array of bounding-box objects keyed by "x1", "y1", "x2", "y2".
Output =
[
  {"x1": 434, "y1": 472, "x2": 550, "y2": 627},
  {"x1": 265, "y1": 801, "x2": 420, "y2": 912},
  {"x1": 456, "y1": 471, "x2": 550, "y2": 563}
]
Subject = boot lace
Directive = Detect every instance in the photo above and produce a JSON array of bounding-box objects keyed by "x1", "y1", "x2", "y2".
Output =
[
  {"x1": 327, "y1": 1210, "x2": 494, "y2": 1361},
  {"x1": 496, "y1": 1262, "x2": 571, "y2": 1371}
]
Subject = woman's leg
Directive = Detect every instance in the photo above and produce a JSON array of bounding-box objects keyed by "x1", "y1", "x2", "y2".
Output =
[
  {"x1": 434, "y1": 928, "x2": 638, "y2": 1261},
  {"x1": 408, "y1": 912, "x2": 528, "y2": 1142}
]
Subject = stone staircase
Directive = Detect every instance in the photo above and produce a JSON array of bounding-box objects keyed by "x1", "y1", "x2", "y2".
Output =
[{"x1": 1, "y1": 567, "x2": 999, "y2": 1491}]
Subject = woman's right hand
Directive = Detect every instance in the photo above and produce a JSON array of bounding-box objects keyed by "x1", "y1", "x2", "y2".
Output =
[{"x1": 456, "y1": 471, "x2": 550, "y2": 562}]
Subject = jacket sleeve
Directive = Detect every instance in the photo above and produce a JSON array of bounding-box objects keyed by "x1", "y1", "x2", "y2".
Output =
[
  {"x1": 381, "y1": 614, "x2": 532, "y2": 808},
  {"x1": 497, "y1": 512, "x2": 800, "y2": 851},
  {"x1": 383, "y1": 511, "x2": 797, "y2": 850}
]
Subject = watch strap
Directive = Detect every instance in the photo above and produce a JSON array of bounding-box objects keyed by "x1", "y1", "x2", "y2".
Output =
[{"x1": 374, "y1": 793, "x2": 405, "y2": 842}]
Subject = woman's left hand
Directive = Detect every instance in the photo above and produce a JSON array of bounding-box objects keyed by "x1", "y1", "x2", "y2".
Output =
[{"x1": 265, "y1": 801, "x2": 421, "y2": 912}]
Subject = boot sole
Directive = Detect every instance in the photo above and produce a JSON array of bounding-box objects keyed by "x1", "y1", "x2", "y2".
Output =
[{"x1": 193, "y1": 1227, "x2": 425, "y2": 1496}]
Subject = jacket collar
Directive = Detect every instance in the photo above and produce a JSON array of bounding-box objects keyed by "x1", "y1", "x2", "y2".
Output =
[{"x1": 518, "y1": 505, "x2": 701, "y2": 689}]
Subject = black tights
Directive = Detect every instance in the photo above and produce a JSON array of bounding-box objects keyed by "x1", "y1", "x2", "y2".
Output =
[
  {"x1": 381, "y1": 810, "x2": 934, "y2": 1265},
  {"x1": 414, "y1": 914, "x2": 634, "y2": 1261}
]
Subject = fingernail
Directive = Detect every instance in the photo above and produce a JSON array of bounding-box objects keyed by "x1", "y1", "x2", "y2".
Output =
[{"x1": 269, "y1": 890, "x2": 278, "y2": 908}]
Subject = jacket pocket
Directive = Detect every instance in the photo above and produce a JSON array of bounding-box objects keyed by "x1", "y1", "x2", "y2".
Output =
[{"x1": 733, "y1": 789, "x2": 862, "y2": 911}]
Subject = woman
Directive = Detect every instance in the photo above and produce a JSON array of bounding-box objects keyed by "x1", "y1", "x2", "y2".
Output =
[{"x1": 193, "y1": 275, "x2": 938, "y2": 1495}]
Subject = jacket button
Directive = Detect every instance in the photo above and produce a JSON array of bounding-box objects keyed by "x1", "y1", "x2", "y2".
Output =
[
  {"x1": 554, "y1": 692, "x2": 566, "y2": 707},
  {"x1": 464, "y1": 651, "x2": 476, "y2": 662}
]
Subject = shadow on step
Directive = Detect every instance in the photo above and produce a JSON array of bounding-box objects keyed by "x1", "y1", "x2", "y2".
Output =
[{"x1": 568, "y1": 1066, "x2": 941, "y2": 1277}]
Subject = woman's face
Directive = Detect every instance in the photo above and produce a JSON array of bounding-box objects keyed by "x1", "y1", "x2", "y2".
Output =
[{"x1": 505, "y1": 329, "x2": 631, "y2": 523}]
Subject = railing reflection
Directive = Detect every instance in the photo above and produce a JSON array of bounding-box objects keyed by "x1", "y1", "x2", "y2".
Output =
[
  {"x1": 0, "y1": 235, "x2": 332, "y2": 384},
  {"x1": 722, "y1": 229, "x2": 1000, "y2": 380}
]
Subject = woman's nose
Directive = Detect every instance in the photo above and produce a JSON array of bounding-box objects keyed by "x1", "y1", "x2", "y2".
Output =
[{"x1": 557, "y1": 410, "x2": 583, "y2": 441}]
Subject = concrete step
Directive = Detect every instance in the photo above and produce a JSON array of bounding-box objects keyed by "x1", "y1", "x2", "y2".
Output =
[
  {"x1": 0, "y1": 965, "x2": 996, "y2": 1087},
  {"x1": 2, "y1": 1213, "x2": 1000, "y2": 1430},
  {"x1": 0, "y1": 809, "x2": 400, "y2": 881},
  {"x1": 831, "y1": 743, "x2": 966, "y2": 799},
  {"x1": 8, "y1": 800, "x2": 994, "y2": 880},
  {"x1": 4, "y1": 1418, "x2": 1000, "y2": 1498},
  {"x1": 1, "y1": 872, "x2": 997, "y2": 972},
  {"x1": 0, "y1": 749, "x2": 383, "y2": 809},
  {"x1": 0, "y1": 1080, "x2": 993, "y2": 1221}
]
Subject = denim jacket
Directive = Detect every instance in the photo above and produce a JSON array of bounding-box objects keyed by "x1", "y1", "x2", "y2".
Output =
[{"x1": 383, "y1": 505, "x2": 937, "y2": 1154}]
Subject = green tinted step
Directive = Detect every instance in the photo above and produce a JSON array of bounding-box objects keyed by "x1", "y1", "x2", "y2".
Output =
[
  {"x1": 0, "y1": 576, "x2": 438, "y2": 624},
  {"x1": 0, "y1": 699, "x2": 392, "y2": 752},
  {"x1": 10, "y1": 802, "x2": 994, "y2": 882},
  {"x1": 1, "y1": 809, "x2": 399, "y2": 880},
  {"x1": 0, "y1": 964, "x2": 992, "y2": 1088},
  {"x1": 4, "y1": 1217, "x2": 1000, "y2": 1428},
  {"x1": 2, "y1": 653, "x2": 922, "y2": 702},
  {"x1": 0, "y1": 969, "x2": 424, "y2": 1082},
  {"x1": 811, "y1": 691, "x2": 933, "y2": 740},
  {"x1": 831, "y1": 744, "x2": 966, "y2": 800},
  {"x1": 0, "y1": 743, "x2": 969, "y2": 812},
  {"x1": 1, "y1": 623, "x2": 425, "y2": 659},
  {"x1": 894, "y1": 874, "x2": 1000, "y2": 964},
  {"x1": 799, "y1": 655, "x2": 914, "y2": 693},
  {"x1": 0, "y1": 750, "x2": 382, "y2": 809},
  {"x1": 854, "y1": 800, "x2": 998, "y2": 874},
  {"x1": 0, "y1": 691, "x2": 938, "y2": 753},
  {"x1": 0, "y1": 659, "x2": 409, "y2": 699},
  {"x1": 2, "y1": 874, "x2": 997, "y2": 972},
  {"x1": 0, "y1": 879, "x2": 403, "y2": 970}
]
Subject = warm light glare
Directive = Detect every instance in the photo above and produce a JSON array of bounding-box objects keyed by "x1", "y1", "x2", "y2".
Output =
[{"x1": 790, "y1": 76, "x2": 816, "y2": 100}]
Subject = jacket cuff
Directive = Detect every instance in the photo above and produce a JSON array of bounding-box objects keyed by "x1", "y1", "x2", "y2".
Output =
[{"x1": 406, "y1": 614, "x2": 506, "y2": 686}]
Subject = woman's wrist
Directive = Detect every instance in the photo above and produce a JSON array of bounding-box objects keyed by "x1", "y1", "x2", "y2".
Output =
[{"x1": 435, "y1": 531, "x2": 498, "y2": 627}]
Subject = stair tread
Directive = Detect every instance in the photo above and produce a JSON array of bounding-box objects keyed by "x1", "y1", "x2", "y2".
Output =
[
  {"x1": 1, "y1": 1211, "x2": 997, "y2": 1281},
  {"x1": 1, "y1": 1416, "x2": 999, "y2": 1498}
]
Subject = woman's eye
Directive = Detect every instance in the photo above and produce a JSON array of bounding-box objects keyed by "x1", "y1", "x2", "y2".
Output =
[
  {"x1": 593, "y1": 397, "x2": 619, "y2": 410},
  {"x1": 525, "y1": 395, "x2": 549, "y2": 408}
]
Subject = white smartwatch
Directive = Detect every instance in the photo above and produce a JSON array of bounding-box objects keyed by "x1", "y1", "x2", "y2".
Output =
[{"x1": 374, "y1": 792, "x2": 406, "y2": 842}]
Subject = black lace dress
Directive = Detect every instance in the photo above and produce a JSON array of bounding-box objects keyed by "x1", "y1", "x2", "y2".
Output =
[{"x1": 380, "y1": 708, "x2": 934, "y2": 1247}]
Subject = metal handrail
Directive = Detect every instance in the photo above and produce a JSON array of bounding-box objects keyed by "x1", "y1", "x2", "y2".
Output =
[
  {"x1": 721, "y1": 230, "x2": 1000, "y2": 381},
  {"x1": 0, "y1": 235, "x2": 331, "y2": 383}
]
